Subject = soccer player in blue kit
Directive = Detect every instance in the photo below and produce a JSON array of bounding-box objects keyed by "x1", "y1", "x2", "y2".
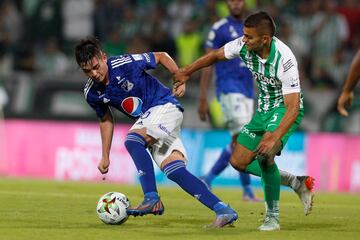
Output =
[
  {"x1": 75, "y1": 37, "x2": 237, "y2": 227},
  {"x1": 198, "y1": 0, "x2": 259, "y2": 201}
]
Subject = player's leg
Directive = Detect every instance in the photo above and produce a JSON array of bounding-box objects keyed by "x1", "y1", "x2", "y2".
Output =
[
  {"x1": 125, "y1": 104, "x2": 178, "y2": 217},
  {"x1": 240, "y1": 172, "x2": 261, "y2": 201},
  {"x1": 160, "y1": 149, "x2": 237, "y2": 228},
  {"x1": 124, "y1": 127, "x2": 164, "y2": 216},
  {"x1": 200, "y1": 143, "x2": 232, "y2": 189}
]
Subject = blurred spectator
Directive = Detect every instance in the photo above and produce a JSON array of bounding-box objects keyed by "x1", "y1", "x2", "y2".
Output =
[
  {"x1": 126, "y1": 35, "x2": 150, "y2": 54},
  {"x1": 103, "y1": 29, "x2": 127, "y2": 56},
  {"x1": 167, "y1": 0, "x2": 196, "y2": 37},
  {"x1": 62, "y1": 0, "x2": 94, "y2": 42},
  {"x1": 288, "y1": 0, "x2": 316, "y2": 86},
  {"x1": 311, "y1": 0, "x2": 349, "y2": 88},
  {"x1": 27, "y1": 0, "x2": 62, "y2": 44},
  {"x1": 34, "y1": 38, "x2": 70, "y2": 77},
  {"x1": 336, "y1": 0, "x2": 360, "y2": 49},
  {"x1": 120, "y1": 6, "x2": 142, "y2": 42},
  {"x1": 280, "y1": 20, "x2": 308, "y2": 85},
  {"x1": 94, "y1": 0, "x2": 126, "y2": 40},
  {"x1": 0, "y1": 1, "x2": 23, "y2": 49},
  {"x1": 175, "y1": 19, "x2": 203, "y2": 67}
]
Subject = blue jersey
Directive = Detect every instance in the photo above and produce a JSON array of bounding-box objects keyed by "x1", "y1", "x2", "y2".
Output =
[
  {"x1": 206, "y1": 16, "x2": 254, "y2": 99},
  {"x1": 84, "y1": 52, "x2": 182, "y2": 119}
]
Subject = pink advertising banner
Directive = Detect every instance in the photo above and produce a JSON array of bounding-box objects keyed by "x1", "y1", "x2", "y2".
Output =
[
  {"x1": 0, "y1": 120, "x2": 136, "y2": 183},
  {"x1": 307, "y1": 133, "x2": 360, "y2": 192}
]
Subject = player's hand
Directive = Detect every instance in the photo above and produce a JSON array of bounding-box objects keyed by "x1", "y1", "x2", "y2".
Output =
[
  {"x1": 172, "y1": 82, "x2": 186, "y2": 97},
  {"x1": 337, "y1": 91, "x2": 354, "y2": 117},
  {"x1": 198, "y1": 98, "x2": 209, "y2": 121},
  {"x1": 255, "y1": 132, "x2": 277, "y2": 157},
  {"x1": 98, "y1": 158, "x2": 110, "y2": 174},
  {"x1": 173, "y1": 68, "x2": 190, "y2": 91}
]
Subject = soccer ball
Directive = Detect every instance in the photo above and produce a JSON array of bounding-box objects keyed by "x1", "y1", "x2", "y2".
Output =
[{"x1": 96, "y1": 192, "x2": 131, "y2": 225}]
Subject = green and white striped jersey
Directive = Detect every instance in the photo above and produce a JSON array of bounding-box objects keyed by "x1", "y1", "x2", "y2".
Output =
[{"x1": 224, "y1": 36, "x2": 303, "y2": 112}]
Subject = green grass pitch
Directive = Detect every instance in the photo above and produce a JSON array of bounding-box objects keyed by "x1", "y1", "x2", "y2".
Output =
[{"x1": 0, "y1": 178, "x2": 359, "y2": 240}]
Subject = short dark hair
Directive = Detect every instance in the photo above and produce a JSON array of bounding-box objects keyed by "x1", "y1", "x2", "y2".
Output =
[
  {"x1": 244, "y1": 11, "x2": 276, "y2": 37},
  {"x1": 74, "y1": 36, "x2": 102, "y2": 66}
]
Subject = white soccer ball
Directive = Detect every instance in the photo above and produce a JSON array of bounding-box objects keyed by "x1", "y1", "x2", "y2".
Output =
[{"x1": 96, "y1": 192, "x2": 131, "y2": 225}]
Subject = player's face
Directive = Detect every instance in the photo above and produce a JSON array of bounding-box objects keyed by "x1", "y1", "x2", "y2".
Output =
[
  {"x1": 227, "y1": 0, "x2": 245, "y2": 17},
  {"x1": 80, "y1": 53, "x2": 108, "y2": 83},
  {"x1": 242, "y1": 26, "x2": 267, "y2": 52}
]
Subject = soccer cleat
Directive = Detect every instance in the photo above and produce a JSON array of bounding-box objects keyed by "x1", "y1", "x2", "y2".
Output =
[
  {"x1": 126, "y1": 197, "x2": 164, "y2": 217},
  {"x1": 258, "y1": 216, "x2": 280, "y2": 231},
  {"x1": 206, "y1": 205, "x2": 238, "y2": 228},
  {"x1": 295, "y1": 176, "x2": 315, "y2": 216}
]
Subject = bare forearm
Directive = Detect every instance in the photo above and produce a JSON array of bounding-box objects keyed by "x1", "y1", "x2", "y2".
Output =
[
  {"x1": 184, "y1": 49, "x2": 223, "y2": 76},
  {"x1": 271, "y1": 93, "x2": 300, "y2": 141},
  {"x1": 99, "y1": 111, "x2": 114, "y2": 159},
  {"x1": 154, "y1": 52, "x2": 178, "y2": 74},
  {"x1": 342, "y1": 50, "x2": 360, "y2": 92},
  {"x1": 271, "y1": 108, "x2": 298, "y2": 141}
]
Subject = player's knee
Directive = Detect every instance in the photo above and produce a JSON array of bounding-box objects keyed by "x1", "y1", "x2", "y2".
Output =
[
  {"x1": 124, "y1": 132, "x2": 146, "y2": 152},
  {"x1": 230, "y1": 157, "x2": 247, "y2": 171}
]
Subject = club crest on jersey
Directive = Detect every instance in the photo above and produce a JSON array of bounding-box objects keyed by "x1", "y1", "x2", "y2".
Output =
[
  {"x1": 121, "y1": 80, "x2": 134, "y2": 92},
  {"x1": 121, "y1": 97, "x2": 143, "y2": 117}
]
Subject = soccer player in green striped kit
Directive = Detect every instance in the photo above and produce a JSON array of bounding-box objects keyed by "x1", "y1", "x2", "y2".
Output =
[{"x1": 173, "y1": 11, "x2": 309, "y2": 231}]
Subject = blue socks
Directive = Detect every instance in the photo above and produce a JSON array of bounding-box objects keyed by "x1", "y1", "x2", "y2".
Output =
[
  {"x1": 124, "y1": 132, "x2": 158, "y2": 196},
  {"x1": 163, "y1": 160, "x2": 222, "y2": 211}
]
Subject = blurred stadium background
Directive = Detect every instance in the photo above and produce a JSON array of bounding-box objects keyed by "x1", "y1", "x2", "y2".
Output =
[{"x1": 0, "y1": 0, "x2": 359, "y2": 195}]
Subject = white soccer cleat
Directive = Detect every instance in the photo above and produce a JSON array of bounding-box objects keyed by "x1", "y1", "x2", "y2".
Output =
[
  {"x1": 258, "y1": 216, "x2": 280, "y2": 231},
  {"x1": 295, "y1": 176, "x2": 315, "y2": 216}
]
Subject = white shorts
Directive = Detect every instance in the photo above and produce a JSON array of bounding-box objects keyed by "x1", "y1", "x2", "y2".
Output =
[
  {"x1": 130, "y1": 103, "x2": 187, "y2": 167},
  {"x1": 219, "y1": 93, "x2": 254, "y2": 135}
]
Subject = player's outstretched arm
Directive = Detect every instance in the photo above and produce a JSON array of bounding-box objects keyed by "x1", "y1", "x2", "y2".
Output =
[
  {"x1": 173, "y1": 47, "x2": 225, "y2": 92},
  {"x1": 337, "y1": 49, "x2": 360, "y2": 117},
  {"x1": 98, "y1": 108, "x2": 114, "y2": 174}
]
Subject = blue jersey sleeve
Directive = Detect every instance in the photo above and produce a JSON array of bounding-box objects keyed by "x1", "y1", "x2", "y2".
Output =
[
  {"x1": 131, "y1": 52, "x2": 157, "y2": 70},
  {"x1": 86, "y1": 95, "x2": 109, "y2": 119}
]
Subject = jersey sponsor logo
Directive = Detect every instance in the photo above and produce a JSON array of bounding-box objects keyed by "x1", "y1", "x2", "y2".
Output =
[
  {"x1": 252, "y1": 72, "x2": 279, "y2": 86},
  {"x1": 121, "y1": 97, "x2": 143, "y2": 117},
  {"x1": 240, "y1": 127, "x2": 256, "y2": 139},
  {"x1": 158, "y1": 124, "x2": 171, "y2": 135}
]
